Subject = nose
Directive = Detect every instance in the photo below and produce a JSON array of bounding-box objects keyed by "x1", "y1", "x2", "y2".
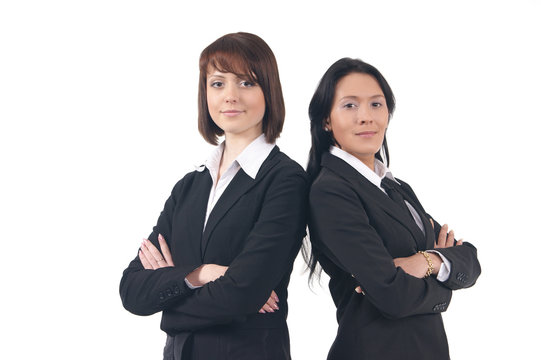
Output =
[
  {"x1": 357, "y1": 104, "x2": 373, "y2": 124},
  {"x1": 224, "y1": 85, "x2": 239, "y2": 103}
]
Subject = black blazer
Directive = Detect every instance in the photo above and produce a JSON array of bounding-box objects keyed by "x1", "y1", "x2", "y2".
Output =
[
  {"x1": 120, "y1": 147, "x2": 308, "y2": 360},
  {"x1": 308, "y1": 153, "x2": 481, "y2": 360}
]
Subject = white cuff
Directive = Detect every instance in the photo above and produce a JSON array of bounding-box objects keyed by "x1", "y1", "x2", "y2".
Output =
[{"x1": 184, "y1": 278, "x2": 202, "y2": 289}]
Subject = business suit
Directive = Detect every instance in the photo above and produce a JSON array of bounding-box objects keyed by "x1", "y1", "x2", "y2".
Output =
[
  {"x1": 308, "y1": 152, "x2": 481, "y2": 360},
  {"x1": 120, "y1": 146, "x2": 308, "y2": 360}
]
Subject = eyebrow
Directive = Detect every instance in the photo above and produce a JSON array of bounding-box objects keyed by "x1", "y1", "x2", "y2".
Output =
[
  {"x1": 207, "y1": 73, "x2": 253, "y2": 82},
  {"x1": 339, "y1": 94, "x2": 385, "y2": 101}
]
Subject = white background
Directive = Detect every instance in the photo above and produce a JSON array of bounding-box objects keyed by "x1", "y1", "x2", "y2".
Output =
[{"x1": 1, "y1": 1, "x2": 540, "y2": 359}]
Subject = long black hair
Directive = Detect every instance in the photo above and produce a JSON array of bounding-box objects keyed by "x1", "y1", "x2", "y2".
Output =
[{"x1": 304, "y1": 58, "x2": 396, "y2": 282}]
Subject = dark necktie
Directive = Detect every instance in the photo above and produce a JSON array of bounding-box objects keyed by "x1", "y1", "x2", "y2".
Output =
[{"x1": 380, "y1": 177, "x2": 413, "y2": 219}]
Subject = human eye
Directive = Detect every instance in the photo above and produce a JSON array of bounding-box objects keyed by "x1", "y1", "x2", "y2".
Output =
[
  {"x1": 210, "y1": 81, "x2": 224, "y2": 88},
  {"x1": 371, "y1": 102, "x2": 382, "y2": 108},
  {"x1": 343, "y1": 103, "x2": 357, "y2": 109},
  {"x1": 240, "y1": 80, "x2": 256, "y2": 87}
]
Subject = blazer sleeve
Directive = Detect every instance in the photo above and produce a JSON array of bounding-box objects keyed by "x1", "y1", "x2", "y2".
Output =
[
  {"x1": 309, "y1": 180, "x2": 452, "y2": 320},
  {"x1": 160, "y1": 166, "x2": 308, "y2": 330},
  {"x1": 428, "y1": 218, "x2": 481, "y2": 290},
  {"x1": 119, "y1": 177, "x2": 201, "y2": 316},
  {"x1": 398, "y1": 180, "x2": 482, "y2": 290}
]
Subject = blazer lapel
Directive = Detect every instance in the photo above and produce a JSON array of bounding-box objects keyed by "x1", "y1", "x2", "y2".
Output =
[
  {"x1": 200, "y1": 147, "x2": 281, "y2": 257},
  {"x1": 181, "y1": 170, "x2": 212, "y2": 262},
  {"x1": 321, "y1": 153, "x2": 426, "y2": 249},
  {"x1": 395, "y1": 184, "x2": 435, "y2": 250}
]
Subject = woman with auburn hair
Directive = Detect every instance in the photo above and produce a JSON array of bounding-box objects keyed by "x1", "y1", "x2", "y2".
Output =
[
  {"x1": 120, "y1": 32, "x2": 307, "y2": 360},
  {"x1": 305, "y1": 57, "x2": 481, "y2": 359}
]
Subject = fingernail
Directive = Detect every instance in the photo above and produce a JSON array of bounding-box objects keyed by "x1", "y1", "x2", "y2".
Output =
[
  {"x1": 158, "y1": 234, "x2": 163, "y2": 241},
  {"x1": 273, "y1": 304, "x2": 279, "y2": 310},
  {"x1": 259, "y1": 309, "x2": 266, "y2": 314},
  {"x1": 273, "y1": 294, "x2": 279, "y2": 302}
]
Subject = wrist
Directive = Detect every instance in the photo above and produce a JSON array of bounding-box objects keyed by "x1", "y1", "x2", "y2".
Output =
[
  {"x1": 428, "y1": 253, "x2": 442, "y2": 275},
  {"x1": 418, "y1": 251, "x2": 439, "y2": 278},
  {"x1": 186, "y1": 265, "x2": 205, "y2": 287}
]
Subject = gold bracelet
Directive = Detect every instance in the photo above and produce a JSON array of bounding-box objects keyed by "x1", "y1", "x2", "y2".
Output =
[{"x1": 418, "y1": 251, "x2": 433, "y2": 278}]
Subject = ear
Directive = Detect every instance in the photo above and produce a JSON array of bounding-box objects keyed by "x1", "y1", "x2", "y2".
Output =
[{"x1": 324, "y1": 118, "x2": 332, "y2": 132}]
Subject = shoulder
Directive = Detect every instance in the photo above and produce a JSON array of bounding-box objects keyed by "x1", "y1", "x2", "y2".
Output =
[
  {"x1": 170, "y1": 168, "x2": 210, "y2": 195},
  {"x1": 310, "y1": 167, "x2": 359, "y2": 204},
  {"x1": 395, "y1": 177, "x2": 418, "y2": 199},
  {"x1": 266, "y1": 149, "x2": 308, "y2": 183}
]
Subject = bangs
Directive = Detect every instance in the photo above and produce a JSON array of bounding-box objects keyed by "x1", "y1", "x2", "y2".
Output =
[{"x1": 200, "y1": 47, "x2": 259, "y2": 84}]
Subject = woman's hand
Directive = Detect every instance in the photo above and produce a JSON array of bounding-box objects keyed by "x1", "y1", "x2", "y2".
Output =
[
  {"x1": 431, "y1": 220, "x2": 463, "y2": 248},
  {"x1": 185, "y1": 264, "x2": 279, "y2": 314},
  {"x1": 186, "y1": 264, "x2": 228, "y2": 287},
  {"x1": 393, "y1": 253, "x2": 442, "y2": 279},
  {"x1": 139, "y1": 234, "x2": 175, "y2": 269},
  {"x1": 259, "y1": 291, "x2": 280, "y2": 313}
]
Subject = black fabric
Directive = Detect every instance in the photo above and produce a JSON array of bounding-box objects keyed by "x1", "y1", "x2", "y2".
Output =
[
  {"x1": 120, "y1": 147, "x2": 307, "y2": 360},
  {"x1": 308, "y1": 153, "x2": 481, "y2": 360},
  {"x1": 380, "y1": 177, "x2": 414, "y2": 221}
]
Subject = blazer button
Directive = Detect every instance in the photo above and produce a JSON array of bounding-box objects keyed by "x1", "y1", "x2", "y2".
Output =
[
  {"x1": 159, "y1": 292, "x2": 165, "y2": 301},
  {"x1": 433, "y1": 302, "x2": 447, "y2": 312},
  {"x1": 173, "y1": 286, "x2": 180, "y2": 295},
  {"x1": 166, "y1": 289, "x2": 172, "y2": 297}
]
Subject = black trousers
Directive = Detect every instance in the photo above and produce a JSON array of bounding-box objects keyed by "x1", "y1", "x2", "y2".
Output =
[{"x1": 163, "y1": 327, "x2": 291, "y2": 360}]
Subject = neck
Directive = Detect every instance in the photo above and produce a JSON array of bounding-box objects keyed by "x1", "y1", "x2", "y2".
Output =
[
  {"x1": 224, "y1": 131, "x2": 262, "y2": 159},
  {"x1": 218, "y1": 131, "x2": 263, "y2": 179},
  {"x1": 357, "y1": 155, "x2": 375, "y2": 172}
]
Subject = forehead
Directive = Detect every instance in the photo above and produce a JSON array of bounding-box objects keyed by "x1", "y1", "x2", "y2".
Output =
[{"x1": 335, "y1": 73, "x2": 383, "y2": 97}]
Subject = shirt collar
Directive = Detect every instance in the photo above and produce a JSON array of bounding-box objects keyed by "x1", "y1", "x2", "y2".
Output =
[
  {"x1": 329, "y1": 146, "x2": 399, "y2": 191},
  {"x1": 201, "y1": 134, "x2": 275, "y2": 180},
  {"x1": 235, "y1": 134, "x2": 275, "y2": 179}
]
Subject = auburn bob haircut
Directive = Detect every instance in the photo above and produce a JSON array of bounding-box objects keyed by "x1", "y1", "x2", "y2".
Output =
[{"x1": 198, "y1": 32, "x2": 285, "y2": 145}]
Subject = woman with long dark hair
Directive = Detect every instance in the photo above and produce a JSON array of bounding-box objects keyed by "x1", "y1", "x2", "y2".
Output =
[
  {"x1": 306, "y1": 57, "x2": 481, "y2": 359},
  {"x1": 120, "y1": 32, "x2": 307, "y2": 360}
]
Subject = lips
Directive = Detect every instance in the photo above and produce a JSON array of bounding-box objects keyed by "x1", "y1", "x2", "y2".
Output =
[
  {"x1": 221, "y1": 110, "x2": 244, "y2": 116},
  {"x1": 355, "y1": 131, "x2": 377, "y2": 137}
]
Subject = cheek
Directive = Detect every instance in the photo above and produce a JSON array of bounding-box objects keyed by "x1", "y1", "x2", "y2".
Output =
[
  {"x1": 206, "y1": 94, "x2": 220, "y2": 115},
  {"x1": 329, "y1": 114, "x2": 351, "y2": 139},
  {"x1": 250, "y1": 92, "x2": 266, "y2": 117}
]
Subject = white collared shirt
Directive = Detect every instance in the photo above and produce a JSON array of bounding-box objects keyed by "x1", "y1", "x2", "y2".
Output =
[
  {"x1": 186, "y1": 134, "x2": 275, "y2": 289},
  {"x1": 329, "y1": 146, "x2": 451, "y2": 282},
  {"x1": 201, "y1": 133, "x2": 275, "y2": 229}
]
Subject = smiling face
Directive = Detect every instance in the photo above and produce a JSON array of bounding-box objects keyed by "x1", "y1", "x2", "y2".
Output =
[
  {"x1": 206, "y1": 68, "x2": 266, "y2": 141},
  {"x1": 326, "y1": 72, "x2": 389, "y2": 170}
]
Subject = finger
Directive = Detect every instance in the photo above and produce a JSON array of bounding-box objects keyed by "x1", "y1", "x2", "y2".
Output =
[
  {"x1": 429, "y1": 218, "x2": 434, "y2": 229},
  {"x1": 140, "y1": 240, "x2": 158, "y2": 269},
  {"x1": 446, "y1": 230, "x2": 455, "y2": 248},
  {"x1": 355, "y1": 286, "x2": 362, "y2": 293},
  {"x1": 262, "y1": 303, "x2": 274, "y2": 313},
  {"x1": 436, "y1": 224, "x2": 448, "y2": 248},
  {"x1": 158, "y1": 234, "x2": 174, "y2": 266},
  {"x1": 139, "y1": 250, "x2": 153, "y2": 269},
  {"x1": 145, "y1": 239, "x2": 167, "y2": 265},
  {"x1": 265, "y1": 297, "x2": 279, "y2": 310},
  {"x1": 271, "y1": 290, "x2": 279, "y2": 303},
  {"x1": 456, "y1": 239, "x2": 464, "y2": 246}
]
